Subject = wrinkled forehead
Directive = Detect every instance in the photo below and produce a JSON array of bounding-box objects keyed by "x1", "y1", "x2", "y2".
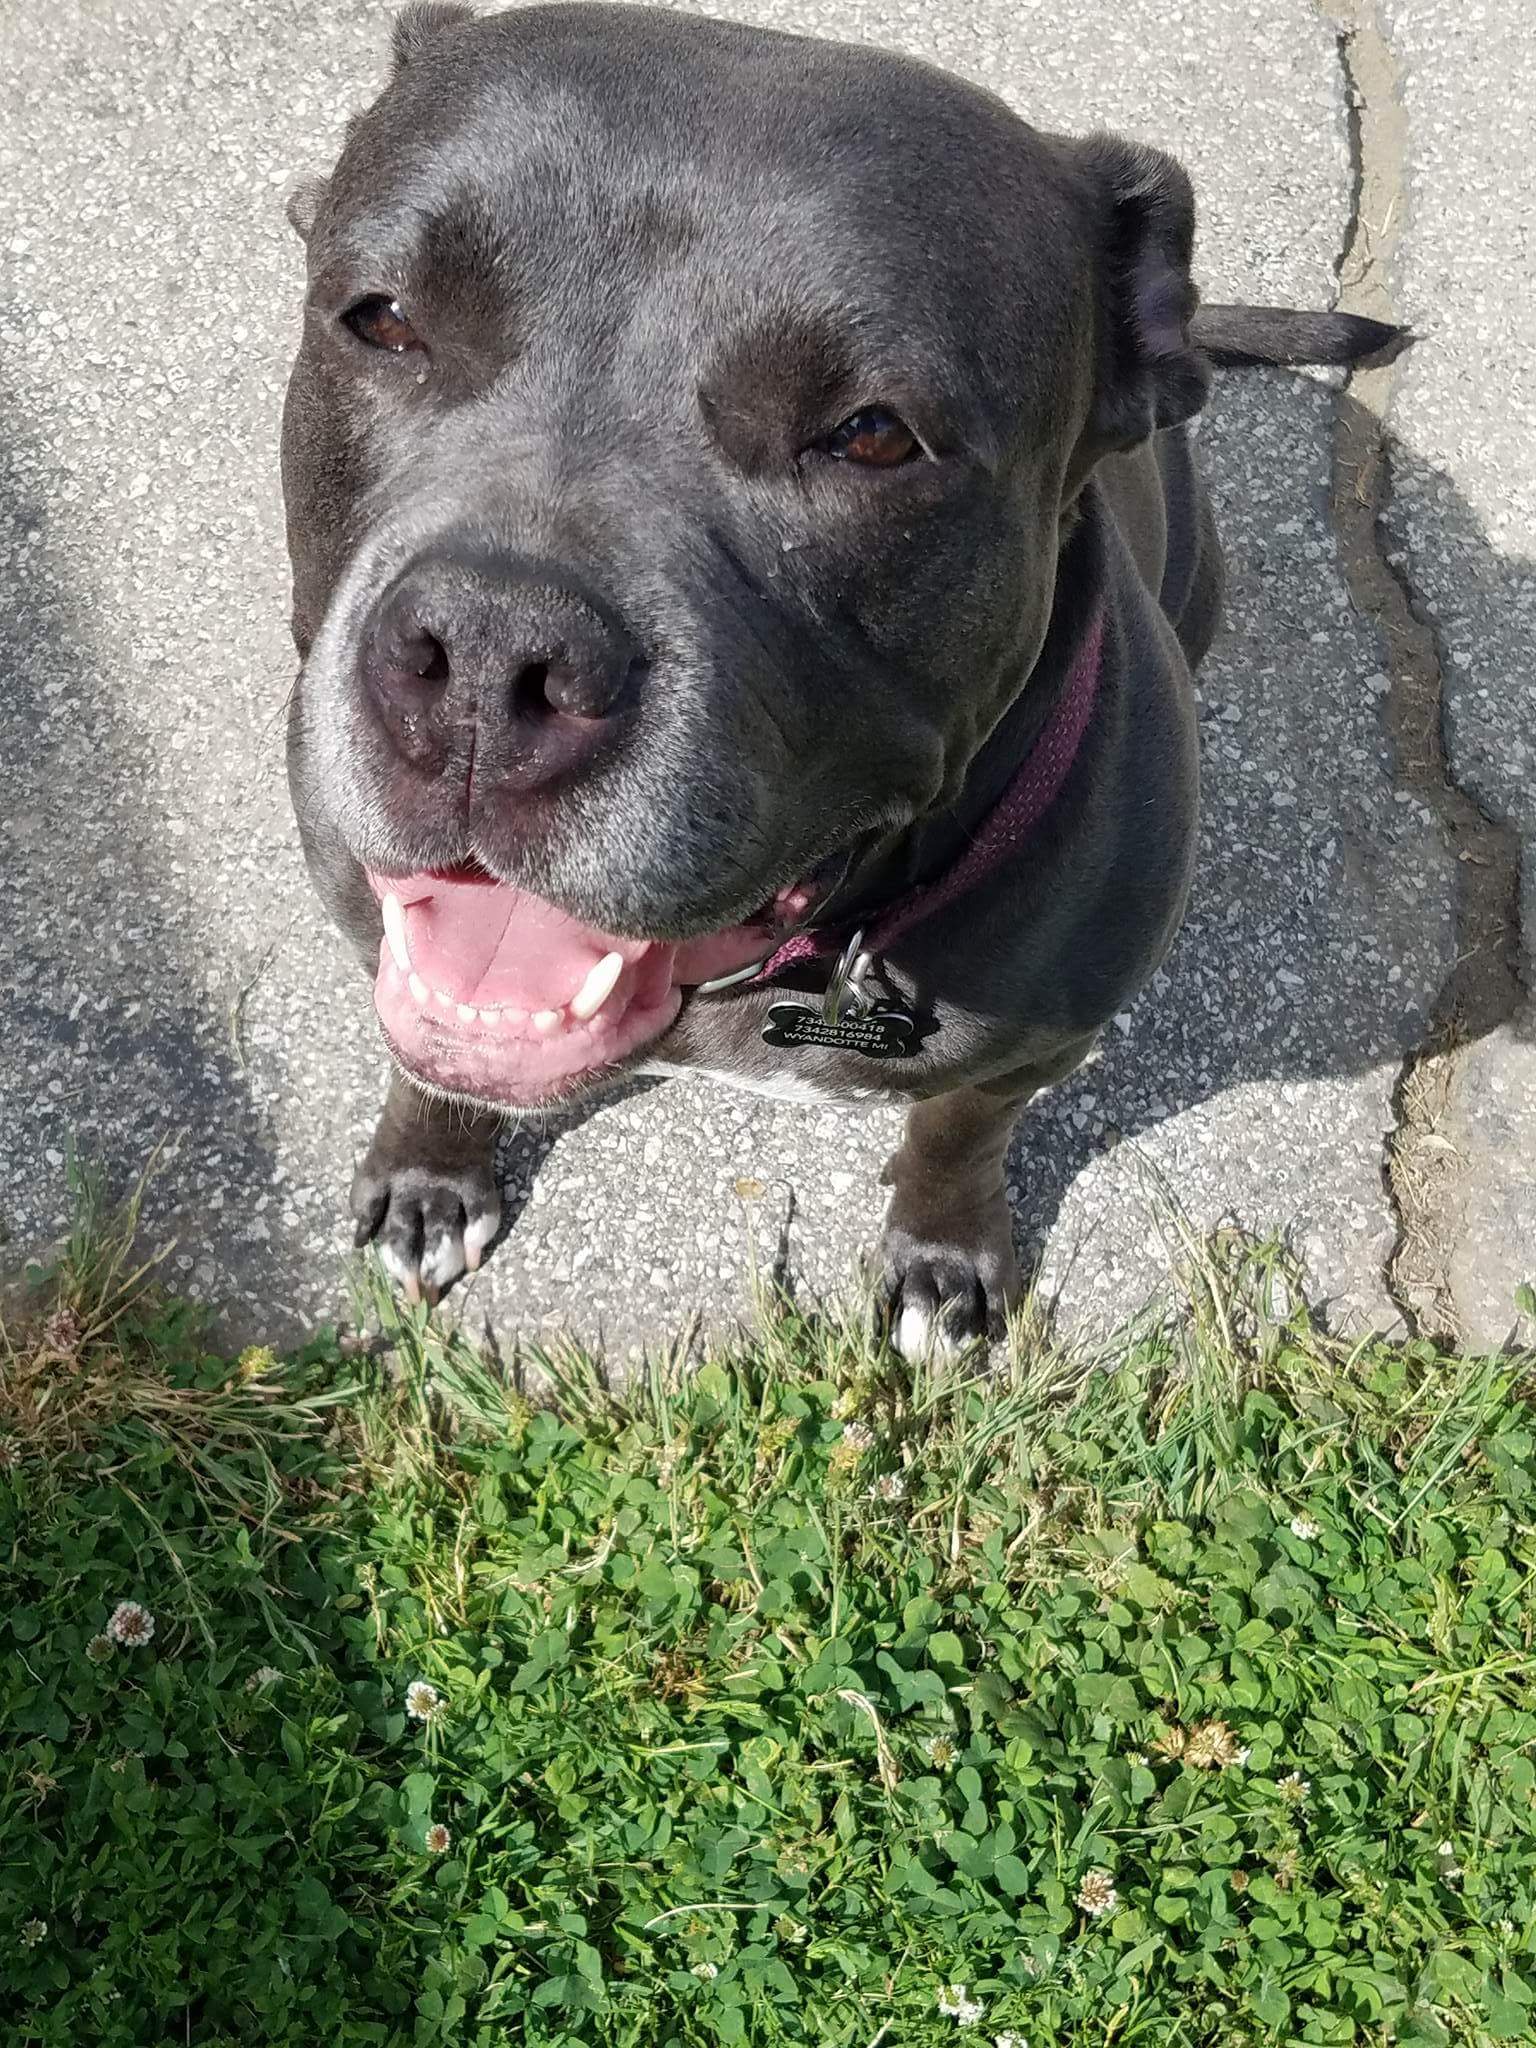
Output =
[{"x1": 318, "y1": 11, "x2": 1090, "y2": 404}]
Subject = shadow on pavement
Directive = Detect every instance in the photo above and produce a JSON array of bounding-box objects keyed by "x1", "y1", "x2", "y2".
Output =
[
  {"x1": 0, "y1": 392, "x2": 291, "y2": 1324},
  {"x1": 1003, "y1": 378, "x2": 1528, "y2": 1309}
]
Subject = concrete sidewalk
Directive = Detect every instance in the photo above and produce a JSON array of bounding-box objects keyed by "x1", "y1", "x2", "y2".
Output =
[{"x1": 1, "y1": 0, "x2": 1530, "y2": 1358}]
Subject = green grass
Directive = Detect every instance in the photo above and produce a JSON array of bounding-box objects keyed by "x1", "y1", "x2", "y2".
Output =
[{"x1": 4, "y1": 1182, "x2": 1536, "y2": 2046}]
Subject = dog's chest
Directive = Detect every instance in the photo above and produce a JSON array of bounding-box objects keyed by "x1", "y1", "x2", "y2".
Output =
[{"x1": 636, "y1": 1056, "x2": 880, "y2": 1107}]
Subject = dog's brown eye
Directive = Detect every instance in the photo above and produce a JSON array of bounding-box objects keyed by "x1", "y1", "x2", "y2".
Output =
[
  {"x1": 344, "y1": 295, "x2": 425, "y2": 354},
  {"x1": 820, "y1": 407, "x2": 919, "y2": 467}
]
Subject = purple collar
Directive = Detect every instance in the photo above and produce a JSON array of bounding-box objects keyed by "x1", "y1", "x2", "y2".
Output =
[{"x1": 754, "y1": 605, "x2": 1106, "y2": 985}]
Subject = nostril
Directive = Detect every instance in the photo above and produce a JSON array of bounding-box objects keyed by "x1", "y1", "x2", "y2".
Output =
[
  {"x1": 361, "y1": 606, "x2": 454, "y2": 768},
  {"x1": 521, "y1": 656, "x2": 612, "y2": 722},
  {"x1": 364, "y1": 607, "x2": 451, "y2": 728},
  {"x1": 382, "y1": 624, "x2": 449, "y2": 688},
  {"x1": 513, "y1": 659, "x2": 555, "y2": 715},
  {"x1": 415, "y1": 634, "x2": 450, "y2": 686},
  {"x1": 531, "y1": 653, "x2": 643, "y2": 723},
  {"x1": 536, "y1": 660, "x2": 604, "y2": 721}
]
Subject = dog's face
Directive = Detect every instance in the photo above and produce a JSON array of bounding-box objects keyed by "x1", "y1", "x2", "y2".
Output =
[{"x1": 283, "y1": 1, "x2": 1207, "y2": 1109}]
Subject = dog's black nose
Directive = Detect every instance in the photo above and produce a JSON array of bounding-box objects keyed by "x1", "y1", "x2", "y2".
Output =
[{"x1": 360, "y1": 549, "x2": 643, "y2": 792}]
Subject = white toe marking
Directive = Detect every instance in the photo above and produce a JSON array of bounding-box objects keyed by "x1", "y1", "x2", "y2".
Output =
[
  {"x1": 894, "y1": 1299, "x2": 962, "y2": 1364},
  {"x1": 420, "y1": 1230, "x2": 468, "y2": 1293},
  {"x1": 379, "y1": 1238, "x2": 422, "y2": 1302},
  {"x1": 895, "y1": 1300, "x2": 934, "y2": 1362},
  {"x1": 462, "y1": 1202, "x2": 502, "y2": 1271}
]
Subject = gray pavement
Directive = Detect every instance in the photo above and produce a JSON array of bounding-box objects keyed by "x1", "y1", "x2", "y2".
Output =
[
  {"x1": 0, "y1": 0, "x2": 1529, "y2": 1357},
  {"x1": 1375, "y1": 0, "x2": 1536, "y2": 1347}
]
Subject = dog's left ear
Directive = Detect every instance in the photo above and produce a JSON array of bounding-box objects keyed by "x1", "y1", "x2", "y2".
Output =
[
  {"x1": 1081, "y1": 134, "x2": 1210, "y2": 454},
  {"x1": 391, "y1": 1, "x2": 477, "y2": 70},
  {"x1": 285, "y1": 174, "x2": 327, "y2": 244}
]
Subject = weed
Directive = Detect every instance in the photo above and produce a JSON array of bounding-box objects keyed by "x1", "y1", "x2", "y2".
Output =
[{"x1": 3, "y1": 1197, "x2": 1535, "y2": 2044}]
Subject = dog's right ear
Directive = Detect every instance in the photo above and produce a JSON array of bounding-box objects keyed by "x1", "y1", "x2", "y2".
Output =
[
  {"x1": 391, "y1": 1, "x2": 477, "y2": 70},
  {"x1": 1079, "y1": 133, "x2": 1210, "y2": 457}
]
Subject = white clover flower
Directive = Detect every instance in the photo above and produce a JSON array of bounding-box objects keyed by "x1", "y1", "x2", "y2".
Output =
[
  {"x1": 1185, "y1": 1719, "x2": 1240, "y2": 1769},
  {"x1": 21, "y1": 1919, "x2": 46, "y2": 1947},
  {"x1": 938, "y1": 1984, "x2": 985, "y2": 2025},
  {"x1": 1289, "y1": 1515, "x2": 1320, "y2": 1540},
  {"x1": 405, "y1": 1680, "x2": 443, "y2": 1722},
  {"x1": 1076, "y1": 1870, "x2": 1117, "y2": 1917},
  {"x1": 926, "y1": 1733, "x2": 958, "y2": 1770},
  {"x1": 691, "y1": 1961, "x2": 718, "y2": 1981},
  {"x1": 1125, "y1": 1751, "x2": 1148, "y2": 1768},
  {"x1": 842, "y1": 1421, "x2": 875, "y2": 1454},
  {"x1": 106, "y1": 1601, "x2": 155, "y2": 1647},
  {"x1": 870, "y1": 1471, "x2": 908, "y2": 1503},
  {"x1": 1277, "y1": 1771, "x2": 1310, "y2": 1804},
  {"x1": 424, "y1": 1823, "x2": 451, "y2": 1854},
  {"x1": 245, "y1": 1665, "x2": 281, "y2": 1693},
  {"x1": 85, "y1": 1633, "x2": 115, "y2": 1664}
]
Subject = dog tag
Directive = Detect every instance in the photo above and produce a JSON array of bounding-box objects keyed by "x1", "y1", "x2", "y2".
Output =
[
  {"x1": 760, "y1": 927, "x2": 918, "y2": 1058},
  {"x1": 762, "y1": 998, "x2": 916, "y2": 1057}
]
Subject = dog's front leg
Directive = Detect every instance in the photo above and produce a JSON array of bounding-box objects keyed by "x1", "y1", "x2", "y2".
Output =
[
  {"x1": 350, "y1": 1074, "x2": 502, "y2": 1304},
  {"x1": 879, "y1": 1035, "x2": 1097, "y2": 1360}
]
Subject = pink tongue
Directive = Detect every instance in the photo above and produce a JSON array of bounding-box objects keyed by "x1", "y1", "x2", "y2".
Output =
[
  {"x1": 368, "y1": 870, "x2": 777, "y2": 1008},
  {"x1": 372, "y1": 871, "x2": 650, "y2": 1009}
]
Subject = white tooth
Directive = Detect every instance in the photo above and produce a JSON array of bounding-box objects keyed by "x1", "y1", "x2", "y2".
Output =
[
  {"x1": 531, "y1": 1008, "x2": 563, "y2": 1035},
  {"x1": 409, "y1": 972, "x2": 429, "y2": 1005},
  {"x1": 501, "y1": 1007, "x2": 526, "y2": 1030},
  {"x1": 382, "y1": 893, "x2": 411, "y2": 974},
  {"x1": 456, "y1": 1004, "x2": 479, "y2": 1024},
  {"x1": 570, "y1": 950, "x2": 625, "y2": 1021}
]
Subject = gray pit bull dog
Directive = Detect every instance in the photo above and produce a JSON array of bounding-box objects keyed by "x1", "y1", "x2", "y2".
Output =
[{"x1": 282, "y1": 0, "x2": 1398, "y2": 1357}]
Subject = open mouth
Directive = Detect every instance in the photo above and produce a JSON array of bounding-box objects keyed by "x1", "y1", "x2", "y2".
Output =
[{"x1": 366, "y1": 864, "x2": 819, "y2": 1107}]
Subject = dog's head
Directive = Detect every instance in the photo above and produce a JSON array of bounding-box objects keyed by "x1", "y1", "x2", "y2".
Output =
[{"x1": 283, "y1": 0, "x2": 1207, "y2": 1107}]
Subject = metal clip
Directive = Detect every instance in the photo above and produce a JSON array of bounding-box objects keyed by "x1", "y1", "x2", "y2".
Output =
[{"x1": 823, "y1": 927, "x2": 872, "y2": 1024}]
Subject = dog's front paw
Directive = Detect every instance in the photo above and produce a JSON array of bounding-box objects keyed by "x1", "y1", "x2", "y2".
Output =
[
  {"x1": 878, "y1": 1196, "x2": 1021, "y2": 1363},
  {"x1": 350, "y1": 1143, "x2": 501, "y2": 1307}
]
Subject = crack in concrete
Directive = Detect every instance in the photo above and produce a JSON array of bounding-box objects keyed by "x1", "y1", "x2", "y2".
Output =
[{"x1": 1323, "y1": 0, "x2": 1523, "y2": 1342}]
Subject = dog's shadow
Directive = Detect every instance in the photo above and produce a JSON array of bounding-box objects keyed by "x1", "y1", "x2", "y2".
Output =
[{"x1": 1002, "y1": 375, "x2": 1528, "y2": 1316}]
